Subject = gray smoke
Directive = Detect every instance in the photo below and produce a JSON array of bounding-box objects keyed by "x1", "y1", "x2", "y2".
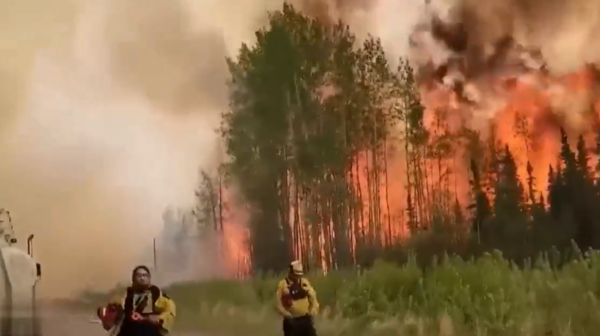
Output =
[
  {"x1": 0, "y1": 0, "x2": 426, "y2": 297},
  {"x1": 151, "y1": 207, "x2": 232, "y2": 286},
  {"x1": 407, "y1": 0, "x2": 600, "y2": 129}
]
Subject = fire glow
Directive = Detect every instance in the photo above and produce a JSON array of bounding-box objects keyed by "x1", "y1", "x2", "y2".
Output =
[{"x1": 220, "y1": 0, "x2": 600, "y2": 273}]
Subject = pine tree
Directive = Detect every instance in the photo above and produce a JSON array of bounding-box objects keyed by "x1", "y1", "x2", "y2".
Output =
[
  {"x1": 594, "y1": 127, "x2": 600, "y2": 194},
  {"x1": 493, "y1": 146, "x2": 525, "y2": 217},
  {"x1": 467, "y1": 158, "x2": 492, "y2": 243},
  {"x1": 547, "y1": 165, "x2": 563, "y2": 219},
  {"x1": 490, "y1": 145, "x2": 527, "y2": 255},
  {"x1": 557, "y1": 128, "x2": 596, "y2": 251},
  {"x1": 398, "y1": 59, "x2": 430, "y2": 229},
  {"x1": 223, "y1": 4, "x2": 318, "y2": 272},
  {"x1": 576, "y1": 135, "x2": 590, "y2": 178},
  {"x1": 559, "y1": 128, "x2": 578, "y2": 185},
  {"x1": 223, "y1": 3, "x2": 404, "y2": 272},
  {"x1": 525, "y1": 161, "x2": 536, "y2": 205}
]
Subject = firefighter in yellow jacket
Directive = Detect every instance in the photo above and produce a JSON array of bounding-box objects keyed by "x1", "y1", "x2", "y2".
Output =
[
  {"x1": 97, "y1": 265, "x2": 176, "y2": 336},
  {"x1": 276, "y1": 260, "x2": 319, "y2": 336}
]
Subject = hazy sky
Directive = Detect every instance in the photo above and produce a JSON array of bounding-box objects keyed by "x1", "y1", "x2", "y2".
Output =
[{"x1": 0, "y1": 0, "x2": 424, "y2": 297}]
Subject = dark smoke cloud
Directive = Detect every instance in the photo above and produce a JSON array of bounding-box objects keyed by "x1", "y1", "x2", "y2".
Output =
[{"x1": 409, "y1": 0, "x2": 600, "y2": 127}]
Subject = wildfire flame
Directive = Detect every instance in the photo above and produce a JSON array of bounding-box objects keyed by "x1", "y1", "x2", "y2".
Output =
[
  {"x1": 220, "y1": 0, "x2": 600, "y2": 272},
  {"x1": 411, "y1": 0, "x2": 600, "y2": 201}
]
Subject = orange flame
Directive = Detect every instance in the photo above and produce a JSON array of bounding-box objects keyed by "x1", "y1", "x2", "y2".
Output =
[{"x1": 222, "y1": 63, "x2": 600, "y2": 273}]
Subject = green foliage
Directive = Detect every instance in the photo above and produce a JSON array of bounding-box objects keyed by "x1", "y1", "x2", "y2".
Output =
[
  {"x1": 77, "y1": 251, "x2": 600, "y2": 336},
  {"x1": 218, "y1": 2, "x2": 600, "y2": 277},
  {"x1": 221, "y1": 3, "x2": 406, "y2": 272},
  {"x1": 82, "y1": 3, "x2": 600, "y2": 335}
]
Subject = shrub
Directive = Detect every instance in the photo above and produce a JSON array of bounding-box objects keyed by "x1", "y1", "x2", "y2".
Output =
[{"x1": 81, "y1": 250, "x2": 600, "y2": 336}]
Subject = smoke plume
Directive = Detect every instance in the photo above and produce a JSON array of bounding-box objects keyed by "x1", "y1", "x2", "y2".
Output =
[
  {"x1": 410, "y1": 0, "x2": 600, "y2": 131},
  {"x1": 0, "y1": 0, "x2": 271, "y2": 298},
  {"x1": 0, "y1": 0, "x2": 428, "y2": 297}
]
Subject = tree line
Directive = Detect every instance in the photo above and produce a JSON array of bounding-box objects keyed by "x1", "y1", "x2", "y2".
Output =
[{"x1": 194, "y1": 4, "x2": 600, "y2": 275}]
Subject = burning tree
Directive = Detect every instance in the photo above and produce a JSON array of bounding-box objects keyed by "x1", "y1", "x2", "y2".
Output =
[{"x1": 218, "y1": 3, "x2": 600, "y2": 274}]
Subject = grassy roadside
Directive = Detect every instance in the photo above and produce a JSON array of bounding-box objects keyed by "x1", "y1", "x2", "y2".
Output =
[{"x1": 76, "y1": 251, "x2": 600, "y2": 336}]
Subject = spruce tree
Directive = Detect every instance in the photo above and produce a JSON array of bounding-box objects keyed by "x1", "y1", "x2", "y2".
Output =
[
  {"x1": 468, "y1": 158, "x2": 492, "y2": 243},
  {"x1": 490, "y1": 145, "x2": 527, "y2": 254}
]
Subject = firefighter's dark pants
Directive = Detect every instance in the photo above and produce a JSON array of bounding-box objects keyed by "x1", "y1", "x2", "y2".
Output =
[
  {"x1": 283, "y1": 315, "x2": 317, "y2": 336},
  {"x1": 118, "y1": 320, "x2": 163, "y2": 336}
]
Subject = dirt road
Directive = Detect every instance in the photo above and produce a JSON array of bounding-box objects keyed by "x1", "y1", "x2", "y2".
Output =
[
  {"x1": 42, "y1": 309, "x2": 106, "y2": 336},
  {"x1": 41, "y1": 309, "x2": 201, "y2": 336}
]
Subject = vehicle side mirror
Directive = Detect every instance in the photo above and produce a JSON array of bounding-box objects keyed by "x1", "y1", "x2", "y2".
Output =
[{"x1": 36, "y1": 263, "x2": 41, "y2": 278}]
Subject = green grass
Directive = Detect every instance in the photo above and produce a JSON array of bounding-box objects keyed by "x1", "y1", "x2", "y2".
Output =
[{"x1": 78, "y1": 250, "x2": 600, "y2": 336}]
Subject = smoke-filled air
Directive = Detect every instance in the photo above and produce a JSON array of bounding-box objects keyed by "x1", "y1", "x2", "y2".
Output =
[
  {"x1": 0, "y1": 0, "x2": 269, "y2": 297},
  {"x1": 0, "y1": 0, "x2": 408, "y2": 297},
  {"x1": 3, "y1": 0, "x2": 600, "y2": 297}
]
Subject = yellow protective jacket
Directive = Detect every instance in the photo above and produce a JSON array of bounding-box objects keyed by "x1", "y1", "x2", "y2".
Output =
[
  {"x1": 275, "y1": 277, "x2": 319, "y2": 318},
  {"x1": 108, "y1": 285, "x2": 176, "y2": 334}
]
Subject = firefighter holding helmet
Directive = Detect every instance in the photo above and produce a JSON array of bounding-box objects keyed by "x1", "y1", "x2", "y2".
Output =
[
  {"x1": 275, "y1": 260, "x2": 320, "y2": 336},
  {"x1": 97, "y1": 265, "x2": 176, "y2": 336}
]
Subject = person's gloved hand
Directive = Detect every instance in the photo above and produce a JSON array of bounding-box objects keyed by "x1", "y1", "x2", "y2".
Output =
[{"x1": 131, "y1": 312, "x2": 144, "y2": 321}]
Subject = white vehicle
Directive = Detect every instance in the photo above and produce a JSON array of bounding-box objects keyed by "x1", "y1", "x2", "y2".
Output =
[{"x1": 0, "y1": 209, "x2": 42, "y2": 336}]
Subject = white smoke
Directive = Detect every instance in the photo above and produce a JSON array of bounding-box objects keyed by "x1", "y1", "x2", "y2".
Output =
[
  {"x1": 0, "y1": 0, "x2": 430, "y2": 297},
  {"x1": 151, "y1": 207, "x2": 233, "y2": 286},
  {"x1": 1, "y1": 0, "x2": 234, "y2": 297}
]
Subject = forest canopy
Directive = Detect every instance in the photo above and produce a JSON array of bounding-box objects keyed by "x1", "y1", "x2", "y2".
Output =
[{"x1": 204, "y1": 4, "x2": 600, "y2": 275}]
